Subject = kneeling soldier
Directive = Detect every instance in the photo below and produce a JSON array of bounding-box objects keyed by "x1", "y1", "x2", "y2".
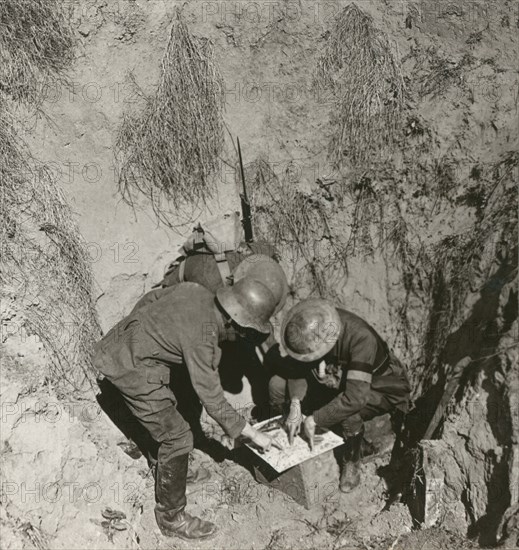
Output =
[{"x1": 268, "y1": 298, "x2": 411, "y2": 492}]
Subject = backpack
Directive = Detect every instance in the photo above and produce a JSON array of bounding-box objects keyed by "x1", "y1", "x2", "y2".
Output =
[{"x1": 157, "y1": 213, "x2": 280, "y2": 292}]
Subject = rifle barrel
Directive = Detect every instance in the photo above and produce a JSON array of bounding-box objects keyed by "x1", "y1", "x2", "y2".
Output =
[
  {"x1": 236, "y1": 137, "x2": 253, "y2": 242},
  {"x1": 237, "y1": 137, "x2": 248, "y2": 201}
]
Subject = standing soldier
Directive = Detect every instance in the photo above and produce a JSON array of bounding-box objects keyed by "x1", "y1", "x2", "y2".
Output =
[
  {"x1": 268, "y1": 298, "x2": 411, "y2": 492},
  {"x1": 94, "y1": 278, "x2": 281, "y2": 540},
  {"x1": 137, "y1": 253, "x2": 289, "y2": 421}
]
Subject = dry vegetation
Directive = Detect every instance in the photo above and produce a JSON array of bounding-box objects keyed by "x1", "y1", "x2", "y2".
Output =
[
  {"x1": 413, "y1": 49, "x2": 476, "y2": 99},
  {"x1": 342, "y1": 148, "x2": 518, "y2": 394},
  {"x1": 0, "y1": 113, "x2": 101, "y2": 391},
  {"x1": 116, "y1": 10, "x2": 225, "y2": 229},
  {"x1": 314, "y1": 3, "x2": 405, "y2": 168},
  {"x1": 311, "y1": 3, "x2": 517, "y2": 389},
  {"x1": 0, "y1": 0, "x2": 74, "y2": 107},
  {"x1": 417, "y1": 152, "x2": 518, "y2": 383},
  {"x1": 259, "y1": 1, "x2": 517, "y2": 400},
  {"x1": 249, "y1": 158, "x2": 348, "y2": 299},
  {"x1": 249, "y1": 3, "x2": 406, "y2": 300},
  {"x1": 0, "y1": 1, "x2": 100, "y2": 391}
]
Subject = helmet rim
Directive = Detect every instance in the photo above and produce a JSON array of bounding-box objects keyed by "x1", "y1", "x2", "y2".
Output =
[
  {"x1": 281, "y1": 299, "x2": 342, "y2": 362},
  {"x1": 216, "y1": 279, "x2": 274, "y2": 334}
]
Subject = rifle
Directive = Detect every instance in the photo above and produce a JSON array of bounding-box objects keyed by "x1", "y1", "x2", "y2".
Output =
[{"x1": 237, "y1": 137, "x2": 253, "y2": 243}]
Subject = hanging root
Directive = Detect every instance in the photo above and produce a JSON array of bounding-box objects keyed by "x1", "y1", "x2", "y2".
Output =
[
  {"x1": 342, "y1": 141, "x2": 517, "y2": 394},
  {"x1": 315, "y1": 3, "x2": 405, "y2": 167},
  {"x1": 411, "y1": 47, "x2": 476, "y2": 99},
  {"x1": 0, "y1": 111, "x2": 101, "y2": 392},
  {"x1": 0, "y1": 0, "x2": 74, "y2": 106},
  {"x1": 250, "y1": 158, "x2": 348, "y2": 298},
  {"x1": 116, "y1": 9, "x2": 225, "y2": 229}
]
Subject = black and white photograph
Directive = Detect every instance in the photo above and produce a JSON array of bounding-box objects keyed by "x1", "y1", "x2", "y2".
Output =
[{"x1": 1, "y1": 1, "x2": 518, "y2": 549}]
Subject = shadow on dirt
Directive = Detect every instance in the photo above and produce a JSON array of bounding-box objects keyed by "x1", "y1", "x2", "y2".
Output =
[{"x1": 384, "y1": 252, "x2": 518, "y2": 545}]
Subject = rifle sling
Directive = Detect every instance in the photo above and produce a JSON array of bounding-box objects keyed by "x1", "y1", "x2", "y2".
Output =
[{"x1": 215, "y1": 253, "x2": 232, "y2": 286}]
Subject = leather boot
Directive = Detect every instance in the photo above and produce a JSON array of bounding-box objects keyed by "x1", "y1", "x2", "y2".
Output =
[
  {"x1": 339, "y1": 431, "x2": 363, "y2": 493},
  {"x1": 152, "y1": 461, "x2": 211, "y2": 495},
  {"x1": 154, "y1": 453, "x2": 217, "y2": 540}
]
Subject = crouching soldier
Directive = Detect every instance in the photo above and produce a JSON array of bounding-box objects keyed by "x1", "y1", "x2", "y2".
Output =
[
  {"x1": 93, "y1": 279, "x2": 281, "y2": 540},
  {"x1": 268, "y1": 298, "x2": 411, "y2": 493}
]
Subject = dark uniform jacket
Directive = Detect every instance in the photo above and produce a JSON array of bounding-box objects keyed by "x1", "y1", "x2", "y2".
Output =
[
  {"x1": 278, "y1": 309, "x2": 410, "y2": 428},
  {"x1": 93, "y1": 282, "x2": 246, "y2": 439}
]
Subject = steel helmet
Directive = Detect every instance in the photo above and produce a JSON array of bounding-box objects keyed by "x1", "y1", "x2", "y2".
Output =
[
  {"x1": 216, "y1": 277, "x2": 278, "y2": 334},
  {"x1": 233, "y1": 254, "x2": 289, "y2": 314},
  {"x1": 281, "y1": 298, "x2": 342, "y2": 362}
]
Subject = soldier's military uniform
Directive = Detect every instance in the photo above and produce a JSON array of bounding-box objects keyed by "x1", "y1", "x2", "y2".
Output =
[
  {"x1": 269, "y1": 307, "x2": 411, "y2": 492},
  {"x1": 95, "y1": 281, "x2": 280, "y2": 541},
  {"x1": 94, "y1": 283, "x2": 246, "y2": 464},
  {"x1": 269, "y1": 309, "x2": 410, "y2": 436}
]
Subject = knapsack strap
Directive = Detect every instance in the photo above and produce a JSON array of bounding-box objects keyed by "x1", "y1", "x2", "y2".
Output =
[
  {"x1": 214, "y1": 254, "x2": 232, "y2": 286},
  {"x1": 178, "y1": 258, "x2": 186, "y2": 282}
]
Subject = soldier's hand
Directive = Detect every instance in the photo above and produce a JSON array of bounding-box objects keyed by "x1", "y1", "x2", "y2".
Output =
[
  {"x1": 241, "y1": 423, "x2": 283, "y2": 453},
  {"x1": 303, "y1": 415, "x2": 316, "y2": 451},
  {"x1": 248, "y1": 428, "x2": 274, "y2": 452},
  {"x1": 286, "y1": 399, "x2": 303, "y2": 445},
  {"x1": 220, "y1": 435, "x2": 235, "y2": 450}
]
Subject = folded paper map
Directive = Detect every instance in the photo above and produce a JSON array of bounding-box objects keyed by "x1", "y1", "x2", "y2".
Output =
[{"x1": 246, "y1": 416, "x2": 344, "y2": 473}]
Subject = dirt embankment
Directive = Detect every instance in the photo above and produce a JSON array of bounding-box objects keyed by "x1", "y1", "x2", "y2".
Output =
[{"x1": 1, "y1": 0, "x2": 518, "y2": 548}]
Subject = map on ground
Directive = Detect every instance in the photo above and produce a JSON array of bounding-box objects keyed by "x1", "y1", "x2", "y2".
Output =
[{"x1": 246, "y1": 415, "x2": 344, "y2": 473}]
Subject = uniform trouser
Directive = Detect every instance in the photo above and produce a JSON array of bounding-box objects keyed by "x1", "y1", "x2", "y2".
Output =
[
  {"x1": 99, "y1": 365, "x2": 194, "y2": 464},
  {"x1": 268, "y1": 375, "x2": 396, "y2": 438}
]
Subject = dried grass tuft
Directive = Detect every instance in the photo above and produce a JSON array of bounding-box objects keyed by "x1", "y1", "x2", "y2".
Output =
[
  {"x1": 0, "y1": 0, "x2": 74, "y2": 106},
  {"x1": 315, "y1": 3, "x2": 405, "y2": 167},
  {"x1": 116, "y1": 10, "x2": 224, "y2": 228},
  {"x1": 1, "y1": 112, "x2": 101, "y2": 392}
]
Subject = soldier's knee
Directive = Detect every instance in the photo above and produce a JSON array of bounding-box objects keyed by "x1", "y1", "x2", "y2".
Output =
[{"x1": 159, "y1": 427, "x2": 194, "y2": 461}]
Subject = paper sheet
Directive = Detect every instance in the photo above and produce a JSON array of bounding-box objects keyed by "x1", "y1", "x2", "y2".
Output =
[{"x1": 246, "y1": 416, "x2": 344, "y2": 473}]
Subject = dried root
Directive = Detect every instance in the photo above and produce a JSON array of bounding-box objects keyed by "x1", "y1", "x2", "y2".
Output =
[
  {"x1": 315, "y1": 3, "x2": 405, "y2": 167},
  {"x1": 250, "y1": 159, "x2": 348, "y2": 299},
  {"x1": 0, "y1": 0, "x2": 74, "y2": 107},
  {"x1": 1, "y1": 112, "x2": 101, "y2": 392},
  {"x1": 116, "y1": 10, "x2": 225, "y2": 229}
]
